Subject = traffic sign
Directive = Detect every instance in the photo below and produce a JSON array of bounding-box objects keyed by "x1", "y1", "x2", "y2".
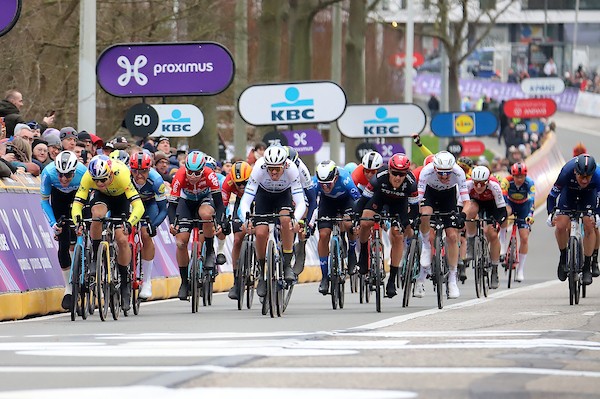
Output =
[
  {"x1": 282, "y1": 129, "x2": 323, "y2": 155},
  {"x1": 0, "y1": 0, "x2": 21, "y2": 37},
  {"x1": 355, "y1": 142, "x2": 378, "y2": 162},
  {"x1": 430, "y1": 111, "x2": 498, "y2": 137},
  {"x1": 125, "y1": 103, "x2": 159, "y2": 138},
  {"x1": 460, "y1": 140, "x2": 485, "y2": 157},
  {"x1": 503, "y1": 98, "x2": 557, "y2": 119},
  {"x1": 388, "y1": 52, "x2": 425, "y2": 68},
  {"x1": 447, "y1": 141, "x2": 463, "y2": 157},
  {"x1": 520, "y1": 77, "x2": 565, "y2": 96},
  {"x1": 262, "y1": 130, "x2": 288, "y2": 147},
  {"x1": 337, "y1": 104, "x2": 426, "y2": 138}
]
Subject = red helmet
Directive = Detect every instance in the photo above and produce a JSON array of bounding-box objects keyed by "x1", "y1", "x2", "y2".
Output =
[
  {"x1": 510, "y1": 162, "x2": 527, "y2": 176},
  {"x1": 129, "y1": 151, "x2": 152, "y2": 170},
  {"x1": 424, "y1": 154, "x2": 435, "y2": 166},
  {"x1": 388, "y1": 153, "x2": 410, "y2": 171}
]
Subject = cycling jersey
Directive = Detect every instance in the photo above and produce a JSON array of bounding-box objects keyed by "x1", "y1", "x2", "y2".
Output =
[
  {"x1": 313, "y1": 167, "x2": 360, "y2": 229},
  {"x1": 546, "y1": 157, "x2": 600, "y2": 214},
  {"x1": 312, "y1": 167, "x2": 360, "y2": 200},
  {"x1": 72, "y1": 160, "x2": 144, "y2": 226},
  {"x1": 417, "y1": 163, "x2": 469, "y2": 203},
  {"x1": 132, "y1": 168, "x2": 168, "y2": 227},
  {"x1": 170, "y1": 166, "x2": 220, "y2": 201},
  {"x1": 296, "y1": 158, "x2": 317, "y2": 222},
  {"x1": 466, "y1": 177, "x2": 505, "y2": 207},
  {"x1": 40, "y1": 161, "x2": 87, "y2": 226},
  {"x1": 501, "y1": 175, "x2": 536, "y2": 205},
  {"x1": 351, "y1": 164, "x2": 371, "y2": 191},
  {"x1": 239, "y1": 157, "x2": 306, "y2": 223},
  {"x1": 221, "y1": 174, "x2": 244, "y2": 207}
]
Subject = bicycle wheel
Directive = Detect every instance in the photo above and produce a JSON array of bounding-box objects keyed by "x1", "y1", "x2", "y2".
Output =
[
  {"x1": 237, "y1": 244, "x2": 247, "y2": 311},
  {"x1": 109, "y1": 245, "x2": 120, "y2": 321},
  {"x1": 373, "y1": 239, "x2": 383, "y2": 313},
  {"x1": 266, "y1": 240, "x2": 276, "y2": 318},
  {"x1": 131, "y1": 243, "x2": 141, "y2": 316},
  {"x1": 70, "y1": 246, "x2": 82, "y2": 321},
  {"x1": 569, "y1": 237, "x2": 581, "y2": 305},
  {"x1": 96, "y1": 243, "x2": 110, "y2": 321},
  {"x1": 86, "y1": 247, "x2": 95, "y2": 316},
  {"x1": 434, "y1": 232, "x2": 445, "y2": 310},
  {"x1": 330, "y1": 238, "x2": 339, "y2": 310},
  {"x1": 246, "y1": 241, "x2": 257, "y2": 310},
  {"x1": 507, "y1": 236, "x2": 517, "y2": 289},
  {"x1": 275, "y1": 249, "x2": 285, "y2": 317},
  {"x1": 190, "y1": 242, "x2": 200, "y2": 313},
  {"x1": 402, "y1": 238, "x2": 418, "y2": 307},
  {"x1": 482, "y1": 239, "x2": 490, "y2": 298},
  {"x1": 338, "y1": 242, "x2": 346, "y2": 309}
]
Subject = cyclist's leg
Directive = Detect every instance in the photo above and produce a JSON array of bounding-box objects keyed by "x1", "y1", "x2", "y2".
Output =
[
  {"x1": 175, "y1": 199, "x2": 196, "y2": 299},
  {"x1": 513, "y1": 203, "x2": 530, "y2": 281},
  {"x1": 486, "y1": 204, "x2": 503, "y2": 289},
  {"x1": 582, "y1": 213, "x2": 596, "y2": 285},
  {"x1": 228, "y1": 201, "x2": 245, "y2": 299},
  {"x1": 554, "y1": 192, "x2": 572, "y2": 281},
  {"x1": 253, "y1": 188, "x2": 276, "y2": 296},
  {"x1": 500, "y1": 203, "x2": 512, "y2": 262},
  {"x1": 317, "y1": 196, "x2": 335, "y2": 294},
  {"x1": 139, "y1": 201, "x2": 158, "y2": 299},
  {"x1": 199, "y1": 200, "x2": 216, "y2": 269},
  {"x1": 109, "y1": 194, "x2": 133, "y2": 310},
  {"x1": 279, "y1": 206, "x2": 296, "y2": 280},
  {"x1": 358, "y1": 209, "x2": 376, "y2": 275},
  {"x1": 593, "y1": 226, "x2": 600, "y2": 277},
  {"x1": 89, "y1": 191, "x2": 108, "y2": 266},
  {"x1": 464, "y1": 200, "x2": 480, "y2": 261},
  {"x1": 341, "y1": 197, "x2": 358, "y2": 271}
]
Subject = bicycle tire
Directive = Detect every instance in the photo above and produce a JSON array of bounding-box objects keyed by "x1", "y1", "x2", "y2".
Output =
[
  {"x1": 358, "y1": 273, "x2": 365, "y2": 303},
  {"x1": 374, "y1": 239, "x2": 383, "y2": 313},
  {"x1": 578, "y1": 237, "x2": 586, "y2": 300},
  {"x1": 402, "y1": 238, "x2": 418, "y2": 307},
  {"x1": 70, "y1": 246, "x2": 82, "y2": 321},
  {"x1": 246, "y1": 241, "x2": 257, "y2": 310},
  {"x1": 190, "y1": 242, "x2": 200, "y2": 313},
  {"x1": 96, "y1": 243, "x2": 110, "y2": 321},
  {"x1": 80, "y1": 247, "x2": 88, "y2": 320},
  {"x1": 131, "y1": 242, "x2": 141, "y2": 316},
  {"x1": 568, "y1": 237, "x2": 578, "y2": 305},
  {"x1": 330, "y1": 238, "x2": 339, "y2": 310},
  {"x1": 109, "y1": 245, "x2": 120, "y2": 321},
  {"x1": 275, "y1": 252, "x2": 285, "y2": 317},
  {"x1": 481, "y1": 238, "x2": 489, "y2": 298},
  {"x1": 338, "y1": 240, "x2": 346, "y2": 309},
  {"x1": 283, "y1": 281, "x2": 294, "y2": 312},
  {"x1": 507, "y1": 235, "x2": 517, "y2": 289},
  {"x1": 237, "y1": 244, "x2": 247, "y2": 311},
  {"x1": 266, "y1": 240, "x2": 276, "y2": 318},
  {"x1": 572, "y1": 237, "x2": 581, "y2": 305},
  {"x1": 434, "y1": 232, "x2": 445, "y2": 310},
  {"x1": 85, "y1": 247, "x2": 95, "y2": 316}
]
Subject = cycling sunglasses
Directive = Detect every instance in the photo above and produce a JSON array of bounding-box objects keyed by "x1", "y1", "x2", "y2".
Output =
[
  {"x1": 235, "y1": 180, "x2": 247, "y2": 188},
  {"x1": 93, "y1": 177, "x2": 109, "y2": 183},
  {"x1": 390, "y1": 170, "x2": 407, "y2": 177},
  {"x1": 58, "y1": 171, "x2": 74, "y2": 179},
  {"x1": 437, "y1": 171, "x2": 452, "y2": 177},
  {"x1": 186, "y1": 169, "x2": 202, "y2": 176},
  {"x1": 267, "y1": 166, "x2": 284, "y2": 173}
]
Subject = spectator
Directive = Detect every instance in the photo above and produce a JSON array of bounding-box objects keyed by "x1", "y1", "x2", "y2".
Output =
[
  {"x1": 89, "y1": 134, "x2": 104, "y2": 155},
  {"x1": 155, "y1": 136, "x2": 171, "y2": 154},
  {"x1": 221, "y1": 160, "x2": 232, "y2": 177},
  {"x1": 460, "y1": 96, "x2": 472, "y2": 112},
  {"x1": 527, "y1": 63, "x2": 539, "y2": 78},
  {"x1": 543, "y1": 57, "x2": 557, "y2": 77},
  {"x1": 44, "y1": 134, "x2": 62, "y2": 161},
  {"x1": 31, "y1": 138, "x2": 50, "y2": 170},
  {"x1": 59, "y1": 127, "x2": 78, "y2": 151},
  {"x1": 13, "y1": 123, "x2": 34, "y2": 144},
  {"x1": 0, "y1": 140, "x2": 17, "y2": 178},
  {"x1": 247, "y1": 141, "x2": 266, "y2": 166},
  {"x1": 27, "y1": 121, "x2": 41, "y2": 138},
  {"x1": 0, "y1": 90, "x2": 23, "y2": 117},
  {"x1": 427, "y1": 93, "x2": 440, "y2": 118},
  {"x1": 507, "y1": 68, "x2": 519, "y2": 83},
  {"x1": 573, "y1": 142, "x2": 587, "y2": 157},
  {"x1": 7, "y1": 136, "x2": 40, "y2": 176},
  {"x1": 77, "y1": 131, "x2": 94, "y2": 154},
  {"x1": 0, "y1": 117, "x2": 6, "y2": 140},
  {"x1": 153, "y1": 151, "x2": 172, "y2": 184},
  {"x1": 74, "y1": 141, "x2": 90, "y2": 165}
]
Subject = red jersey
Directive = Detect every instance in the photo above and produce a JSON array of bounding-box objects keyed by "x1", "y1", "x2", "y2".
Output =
[
  {"x1": 351, "y1": 165, "x2": 370, "y2": 190},
  {"x1": 170, "y1": 166, "x2": 220, "y2": 201},
  {"x1": 221, "y1": 174, "x2": 244, "y2": 207}
]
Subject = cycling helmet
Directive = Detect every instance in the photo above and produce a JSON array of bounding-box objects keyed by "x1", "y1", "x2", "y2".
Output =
[
  {"x1": 388, "y1": 153, "x2": 410, "y2": 172},
  {"x1": 510, "y1": 162, "x2": 527, "y2": 176},
  {"x1": 433, "y1": 151, "x2": 456, "y2": 171},
  {"x1": 575, "y1": 154, "x2": 597, "y2": 176},
  {"x1": 204, "y1": 155, "x2": 217, "y2": 170},
  {"x1": 423, "y1": 154, "x2": 435, "y2": 166},
  {"x1": 457, "y1": 156, "x2": 474, "y2": 169},
  {"x1": 88, "y1": 155, "x2": 112, "y2": 179},
  {"x1": 263, "y1": 146, "x2": 288, "y2": 166},
  {"x1": 471, "y1": 165, "x2": 490, "y2": 181},
  {"x1": 285, "y1": 146, "x2": 299, "y2": 165},
  {"x1": 55, "y1": 151, "x2": 78, "y2": 174},
  {"x1": 110, "y1": 149, "x2": 130, "y2": 165},
  {"x1": 185, "y1": 151, "x2": 207, "y2": 172},
  {"x1": 231, "y1": 161, "x2": 252, "y2": 183},
  {"x1": 361, "y1": 151, "x2": 383, "y2": 170},
  {"x1": 316, "y1": 160, "x2": 339, "y2": 183},
  {"x1": 129, "y1": 151, "x2": 152, "y2": 170},
  {"x1": 344, "y1": 162, "x2": 358, "y2": 174},
  {"x1": 573, "y1": 142, "x2": 587, "y2": 157}
]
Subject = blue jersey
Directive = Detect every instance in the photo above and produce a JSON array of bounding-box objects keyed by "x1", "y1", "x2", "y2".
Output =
[
  {"x1": 547, "y1": 157, "x2": 600, "y2": 213},
  {"x1": 40, "y1": 162, "x2": 87, "y2": 226},
  {"x1": 132, "y1": 168, "x2": 167, "y2": 202},
  {"x1": 313, "y1": 168, "x2": 361, "y2": 200}
]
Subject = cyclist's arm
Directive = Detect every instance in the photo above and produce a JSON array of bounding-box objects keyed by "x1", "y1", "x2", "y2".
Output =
[
  {"x1": 354, "y1": 181, "x2": 376, "y2": 215},
  {"x1": 238, "y1": 175, "x2": 258, "y2": 223},
  {"x1": 291, "y1": 179, "x2": 307, "y2": 221},
  {"x1": 153, "y1": 199, "x2": 168, "y2": 227},
  {"x1": 124, "y1": 183, "x2": 145, "y2": 226},
  {"x1": 304, "y1": 185, "x2": 318, "y2": 223},
  {"x1": 71, "y1": 174, "x2": 92, "y2": 224},
  {"x1": 40, "y1": 169, "x2": 56, "y2": 226}
]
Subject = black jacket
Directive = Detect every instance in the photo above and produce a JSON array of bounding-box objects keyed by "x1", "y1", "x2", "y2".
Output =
[{"x1": 0, "y1": 100, "x2": 19, "y2": 118}]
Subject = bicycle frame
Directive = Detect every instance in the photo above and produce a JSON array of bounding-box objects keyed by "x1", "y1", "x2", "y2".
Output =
[
  {"x1": 316, "y1": 216, "x2": 350, "y2": 310},
  {"x1": 565, "y1": 210, "x2": 587, "y2": 305},
  {"x1": 186, "y1": 217, "x2": 216, "y2": 313},
  {"x1": 95, "y1": 216, "x2": 126, "y2": 322},
  {"x1": 68, "y1": 218, "x2": 93, "y2": 321},
  {"x1": 505, "y1": 217, "x2": 521, "y2": 289}
]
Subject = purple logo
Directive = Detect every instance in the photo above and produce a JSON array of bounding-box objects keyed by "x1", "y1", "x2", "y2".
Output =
[
  {"x1": 97, "y1": 42, "x2": 235, "y2": 97},
  {"x1": 282, "y1": 129, "x2": 323, "y2": 155},
  {"x1": 0, "y1": 0, "x2": 21, "y2": 37},
  {"x1": 374, "y1": 143, "x2": 405, "y2": 162}
]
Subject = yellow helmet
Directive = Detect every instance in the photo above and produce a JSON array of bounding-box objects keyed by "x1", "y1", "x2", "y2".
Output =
[{"x1": 231, "y1": 161, "x2": 252, "y2": 183}]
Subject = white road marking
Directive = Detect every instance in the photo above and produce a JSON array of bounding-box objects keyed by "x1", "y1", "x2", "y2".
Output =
[
  {"x1": 583, "y1": 311, "x2": 600, "y2": 316},
  {"x1": 0, "y1": 386, "x2": 416, "y2": 399}
]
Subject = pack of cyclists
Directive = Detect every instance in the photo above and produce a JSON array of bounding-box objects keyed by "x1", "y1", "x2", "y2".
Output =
[{"x1": 40, "y1": 136, "x2": 600, "y2": 313}]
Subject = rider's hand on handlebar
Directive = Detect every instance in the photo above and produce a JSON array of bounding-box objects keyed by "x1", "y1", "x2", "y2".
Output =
[
  {"x1": 52, "y1": 223, "x2": 63, "y2": 236},
  {"x1": 169, "y1": 224, "x2": 177, "y2": 236},
  {"x1": 546, "y1": 213, "x2": 554, "y2": 227},
  {"x1": 525, "y1": 216, "x2": 534, "y2": 225}
]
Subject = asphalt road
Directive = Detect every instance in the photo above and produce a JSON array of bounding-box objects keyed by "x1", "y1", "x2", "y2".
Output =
[{"x1": 0, "y1": 112, "x2": 598, "y2": 398}]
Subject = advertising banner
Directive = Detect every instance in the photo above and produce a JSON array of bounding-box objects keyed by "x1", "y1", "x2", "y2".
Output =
[
  {"x1": 0, "y1": 0, "x2": 21, "y2": 37},
  {"x1": 150, "y1": 104, "x2": 204, "y2": 137},
  {"x1": 337, "y1": 104, "x2": 426, "y2": 138},
  {"x1": 503, "y1": 98, "x2": 557, "y2": 119},
  {"x1": 520, "y1": 77, "x2": 565, "y2": 96},
  {"x1": 238, "y1": 81, "x2": 347, "y2": 126},
  {"x1": 282, "y1": 129, "x2": 323, "y2": 155},
  {"x1": 97, "y1": 42, "x2": 235, "y2": 97},
  {"x1": 430, "y1": 111, "x2": 498, "y2": 137},
  {"x1": 374, "y1": 143, "x2": 406, "y2": 161}
]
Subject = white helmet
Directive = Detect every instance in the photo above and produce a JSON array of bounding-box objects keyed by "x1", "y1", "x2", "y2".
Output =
[
  {"x1": 471, "y1": 165, "x2": 490, "y2": 181},
  {"x1": 316, "y1": 160, "x2": 339, "y2": 183},
  {"x1": 55, "y1": 151, "x2": 79, "y2": 174},
  {"x1": 433, "y1": 151, "x2": 456, "y2": 171},
  {"x1": 263, "y1": 146, "x2": 288, "y2": 166},
  {"x1": 361, "y1": 151, "x2": 383, "y2": 170}
]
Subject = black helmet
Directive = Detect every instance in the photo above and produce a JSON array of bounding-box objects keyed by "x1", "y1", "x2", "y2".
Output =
[
  {"x1": 285, "y1": 146, "x2": 299, "y2": 165},
  {"x1": 575, "y1": 154, "x2": 596, "y2": 176}
]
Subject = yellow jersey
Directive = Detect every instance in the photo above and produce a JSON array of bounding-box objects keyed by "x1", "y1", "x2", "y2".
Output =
[{"x1": 72, "y1": 160, "x2": 145, "y2": 225}]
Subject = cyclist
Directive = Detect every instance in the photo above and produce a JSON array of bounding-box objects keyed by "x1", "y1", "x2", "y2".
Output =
[
  {"x1": 71, "y1": 155, "x2": 145, "y2": 311},
  {"x1": 456, "y1": 156, "x2": 474, "y2": 281},
  {"x1": 457, "y1": 156, "x2": 474, "y2": 179},
  {"x1": 352, "y1": 151, "x2": 383, "y2": 192},
  {"x1": 129, "y1": 151, "x2": 168, "y2": 299},
  {"x1": 415, "y1": 151, "x2": 470, "y2": 299},
  {"x1": 110, "y1": 149, "x2": 130, "y2": 165},
  {"x1": 355, "y1": 153, "x2": 419, "y2": 298},
  {"x1": 204, "y1": 155, "x2": 228, "y2": 266},
  {"x1": 313, "y1": 160, "x2": 361, "y2": 295},
  {"x1": 284, "y1": 146, "x2": 318, "y2": 274},
  {"x1": 464, "y1": 165, "x2": 508, "y2": 289},
  {"x1": 168, "y1": 151, "x2": 227, "y2": 300},
  {"x1": 223, "y1": 161, "x2": 252, "y2": 300},
  {"x1": 500, "y1": 162, "x2": 535, "y2": 282},
  {"x1": 238, "y1": 146, "x2": 306, "y2": 297},
  {"x1": 40, "y1": 151, "x2": 87, "y2": 310},
  {"x1": 547, "y1": 154, "x2": 600, "y2": 285}
]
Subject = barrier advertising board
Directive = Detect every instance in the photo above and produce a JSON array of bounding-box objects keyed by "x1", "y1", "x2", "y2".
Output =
[
  {"x1": 503, "y1": 98, "x2": 557, "y2": 119},
  {"x1": 337, "y1": 104, "x2": 426, "y2": 138},
  {"x1": 520, "y1": 77, "x2": 565, "y2": 96}
]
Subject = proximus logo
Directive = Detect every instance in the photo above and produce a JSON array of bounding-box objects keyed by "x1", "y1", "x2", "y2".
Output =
[{"x1": 117, "y1": 55, "x2": 148, "y2": 87}]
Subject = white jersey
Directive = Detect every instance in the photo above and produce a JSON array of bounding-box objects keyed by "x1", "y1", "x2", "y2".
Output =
[
  {"x1": 465, "y1": 179, "x2": 506, "y2": 208},
  {"x1": 417, "y1": 163, "x2": 470, "y2": 203},
  {"x1": 297, "y1": 159, "x2": 315, "y2": 190},
  {"x1": 238, "y1": 157, "x2": 306, "y2": 222}
]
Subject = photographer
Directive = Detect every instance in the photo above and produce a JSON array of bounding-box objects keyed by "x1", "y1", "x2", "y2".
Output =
[{"x1": 5, "y1": 136, "x2": 40, "y2": 176}]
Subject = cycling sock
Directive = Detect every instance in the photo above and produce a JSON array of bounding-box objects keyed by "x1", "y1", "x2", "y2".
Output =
[
  {"x1": 205, "y1": 237, "x2": 214, "y2": 254},
  {"x1": 349, "y1": 239, "x2": 356, "y2": 253},
  {"x1": 593, "y1": 249, "x2": 599, "y2": 263},
  {"x1": 257, "y1": 259, "x2": 266, "y2": 276},
  {"x1": 283, "y1": 250, "x2": 293, "y2": 267},
  {"x1": 218, "y1": 238, "x2": 225, "y2": 253},
  {"x1": 499, "y1": 228, "x2": 508, "y2": 254},
  {"x1": 518, "y1": 254, "x2": 527, "y2": 270},
  {"x1": 560, "y1": 248, "x2": 567, "y2": 263},
  {"x1": 118, "y1": 264, "x2": 129, "y2": 282},
  {"x1": 179, "y1": 266, "x2": 188, "y2": 283},
  {"x1": 389, "y1": 265, "x2": 398, "y2": 280},
  {"x1": 319, "y1": 256, "x2": 328, "y2": 278},
  {"x1": 421, "y1": 230, "x2": 431, "y2": 249},
  {"x1": 92, "y1": 239, "x2": 101, "y2": 260},
  {"x1": 585, "y1": 256, "x2": 592, "y2": 269},
  {"x1": 142, "y1": 259, "x2": 152, "y2": 283},
  {"x1": 62, "y1": 269, "x2": 71, "y2": 294}
]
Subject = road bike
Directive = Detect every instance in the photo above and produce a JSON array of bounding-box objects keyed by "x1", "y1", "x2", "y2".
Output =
[
  {"x1": 401, "y1": 218, "x2": 421, "y2": 308},
  {"x1": 504, "y1": 216, "x2": 526, "y2": 289},
  {"x1": 127, "y1": 217, "x2": 151, "y2": 316},
  {"x1": 562, "y1": 209, "x2": 590, "y2": 305},
  {"x1": 316, "y1": 216, "x2": 350, "y2": 310},
  {"x1": 67, "y1": 217, "x2": 94, "y2": 321},
  {"x1": 95, "y1": 216, "x2": 127, "y2": 321},
  {"x1": 466, "y1": 217, "x2": 495, "y2": 298},
  {"x1": 236, "y1": 219, "x2": 257, "y2": 310}
]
